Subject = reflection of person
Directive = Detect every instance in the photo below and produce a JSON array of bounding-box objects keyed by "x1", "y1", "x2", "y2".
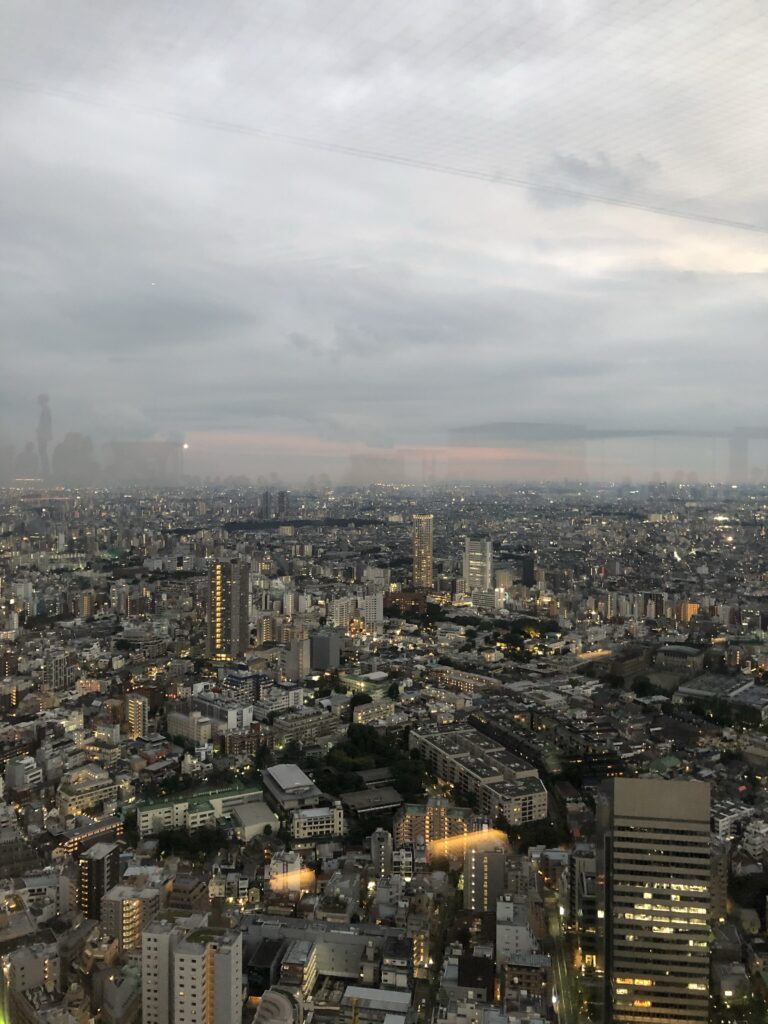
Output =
[
  {"x1": 36, "y1": 394, "x2": 52, "y2": 478},
  {"x1": 14, "y1": 442, "x2": 39, "y2": 479}
]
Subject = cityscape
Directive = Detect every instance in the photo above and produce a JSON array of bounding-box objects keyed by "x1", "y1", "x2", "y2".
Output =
[
  {"x1": 0, "y1": 481, "x2": 768, "y2": 1023},
  {"x1": 3, "y1": 0, "x2": 768, "y2": 1023}
]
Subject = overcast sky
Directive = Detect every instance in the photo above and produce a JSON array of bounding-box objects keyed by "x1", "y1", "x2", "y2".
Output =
[{"x1": 1, "y1": 0, "x2": 767, "y2": 482}]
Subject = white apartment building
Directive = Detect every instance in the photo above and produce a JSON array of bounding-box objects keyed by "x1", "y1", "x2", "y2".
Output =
[{"x1": 142, "y1": 917, "x2": 242, "y2": 1024}]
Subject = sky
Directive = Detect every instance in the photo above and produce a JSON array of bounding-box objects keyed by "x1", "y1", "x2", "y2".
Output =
[{"x1": 1, "y1": 0, "x2": 767, "y2": 484}]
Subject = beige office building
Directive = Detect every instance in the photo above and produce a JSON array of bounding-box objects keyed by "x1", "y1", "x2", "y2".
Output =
[{"x1": 597, "y1": 777, "x2": 711, "y2": 1024}]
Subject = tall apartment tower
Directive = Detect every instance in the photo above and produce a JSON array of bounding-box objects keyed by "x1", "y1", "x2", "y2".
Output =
[
  {"x1": 125, "y1": 693, "x2": 149, "y2": 739},
  {"x1": 142, "y1": 918, "x2": 242, "y2": 1024},
  {"x1": 597, "y1": 777, "x2": 711, "y2": 1024},
  {"x1": 412, "y1": 514, "x2": 434, "y2": 590},
  {"x1": 463, "y1": 841, "x2": 506, "y2": 912},
  {"x1": 463, "y1": 537, "x2": 493, "y2": 593},
  {"x1": 206, "y1": 560, "x2": 249, "y2": 661},
  {"x1": 78, "y1": 842, "x2": 120, "y2": 920},
  {"x1": 101, "y1": 883, "x2": 160, "y2": 951}
]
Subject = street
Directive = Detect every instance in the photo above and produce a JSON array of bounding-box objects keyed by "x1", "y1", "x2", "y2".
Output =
[{"x1": 544, "y1": 894, "x2": 581, "y2": 1024}]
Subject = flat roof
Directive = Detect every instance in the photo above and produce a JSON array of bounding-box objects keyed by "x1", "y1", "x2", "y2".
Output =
[
  {"x1": 342, "y1": 987, "x2": 411, "y2": 1010},
  {"x1": 265, "y1": 763, "x2": 317, "y2": 793},
  {"x1": 232, "y1": 802, "x2": 277, "y2": 826},
  {"x1": 341, "y1": 787, "x2": 403, "y2": 813}
]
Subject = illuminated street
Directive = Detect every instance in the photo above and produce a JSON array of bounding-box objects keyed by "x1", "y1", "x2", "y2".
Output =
[{"x1": 546, "y1": 894, "x2": 581, "y2": 1024}]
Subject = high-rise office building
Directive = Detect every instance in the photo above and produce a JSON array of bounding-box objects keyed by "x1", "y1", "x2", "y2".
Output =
[
  {"x1": 412, "y1": 514, "x2": 434, "y2": 590},
  {"x1": 142, "y1": 918, "x2": 242, "y2": 1024},
  {"x1": 463, "y1": 841, "x2": 506, "y2": 912},
  {"x1": 206, "y1": 560, "x2": 249, "y2": 662},
  {"x1": 78, "y1": 841, "x2": 120, "y2": 920},
  {"x1": 513, "y1": 552, "x2": 536, "y2": 588},
  {"x1": 597, "y1": 777, "x2": 711, "y2": 1024},
  {"x1": 463, "y1": 537, "x2": 493, "y2": 593},
  {"x1": 125, "y1": 693, "x2": 149, "y2": 739}
]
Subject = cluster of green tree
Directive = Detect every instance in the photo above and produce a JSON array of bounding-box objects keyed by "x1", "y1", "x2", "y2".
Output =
[
  {"x1": 496, "y1": 813, "x2": 570, "y2": 852},
  {"x1": 729, "y1": 869, "x2": 768, "y2": 917},
  {"x1": 157, "y1": 824, "x2": 230, "y2": 861},
  {"x1": 683, "y1": 695, "x2": 760, "y2": 728},
  {"x1": 306, "y1": 724, "x2": 426, "y2": 802},
  {"x1": 139, "y1": 773, "x2": 198, "y2": 801},
  {"x1": 123, "y1": 808, "x2": 138, "y2": 847},
  {"x1": 711, "y1": 992, "x2": 768, "y2": 1024},
  {"x1": 630, "y1": 675, "x2": 666, "y2": 698}
]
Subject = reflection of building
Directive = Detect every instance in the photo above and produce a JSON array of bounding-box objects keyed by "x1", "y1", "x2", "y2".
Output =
[
  {"x1": 597, "y1": 777, "x2": 711, "y2": 1024},
  {"x1": 206, "y1": 560, "x2": 249, "y2": 662},
  {"x1": 107, "y1": 441, "x2": 183, "y2": 483},
  {"x1": 412, "y1": 514, "x2": 434, "y2": 590}
]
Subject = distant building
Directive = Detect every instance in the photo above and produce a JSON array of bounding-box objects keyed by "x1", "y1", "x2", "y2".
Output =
[
  {"x1": 310, "y1": 630, "x2": 342, "y2": 671},
  {"x1": 412, "y1": 514, "x2": 434, "y2": 590},
  {"x1": 206, "y1": 560, "x2": 249, "y2": 662},
  {"x1": 463, "y1": 537, "x2": 493, "y2": 593}
]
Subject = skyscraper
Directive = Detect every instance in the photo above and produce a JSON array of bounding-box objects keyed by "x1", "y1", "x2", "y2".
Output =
[
  {"x1": 597, "y1": 777, "x2": 711, "y2": 1024},
  {"x1": 78, "y1": 841, "x2": 120, "y2": 920},
  {"x1": 463, "y1": 841, "x2": 506, "y2": 912},
  {"x1": 126, "y1": 693, "x2": 149, "y2": 739},
  {"x1": 463, "y1": 536, "x2": 493, "y2": 593},
  {"x1": 412, "y1": 514, "x2": 434, "y2": 590},
  {"x1": 206, "y1": 560, "x2": 249, "y2": 662}
]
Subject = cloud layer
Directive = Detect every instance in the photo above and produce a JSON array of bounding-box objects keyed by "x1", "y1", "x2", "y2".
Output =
[{"x1": 1, "y1": 0, "x2": 766, "y2": 481}]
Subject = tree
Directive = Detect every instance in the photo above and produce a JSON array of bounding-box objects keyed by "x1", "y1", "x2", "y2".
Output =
[
  {"x1": 631, "y1": 676, "x2": 658, "y2": 698},
  {"x1": 387, "y1": 681, "x2": 400, "y2": 700},
  {"x1": 350, "y1": 692, "x2": 373, "y2": 710}
]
